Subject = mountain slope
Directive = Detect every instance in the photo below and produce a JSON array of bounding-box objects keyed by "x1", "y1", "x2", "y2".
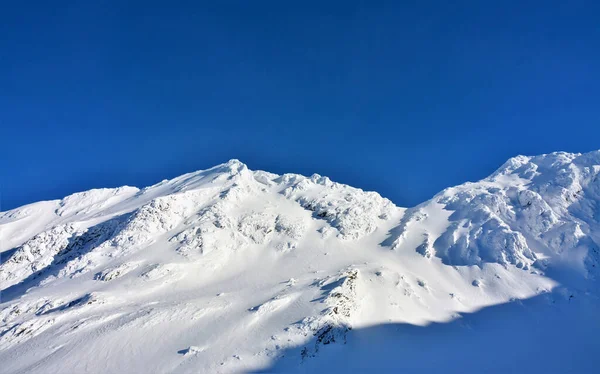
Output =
[
  {"x1": 1, "y1": 153, "x2": 599, "y2": 373},
  {"x1": 394, "y1": 152, "x2": 600, "y2": 270}
]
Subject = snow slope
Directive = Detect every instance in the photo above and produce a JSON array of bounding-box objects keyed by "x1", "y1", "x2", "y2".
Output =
[{"x1": 1, "y1": 153, "x2": 599, "y2": 373}]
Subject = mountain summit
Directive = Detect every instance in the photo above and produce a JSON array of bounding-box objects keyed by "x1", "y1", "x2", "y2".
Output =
[{"x1": 1, "y1": 152, "x2": 599, "y2": 373}]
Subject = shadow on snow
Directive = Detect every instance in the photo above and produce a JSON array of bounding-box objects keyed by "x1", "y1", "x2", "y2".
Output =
[{"x1": 254, "y1": 283, "x2": 600, "y2": 373}]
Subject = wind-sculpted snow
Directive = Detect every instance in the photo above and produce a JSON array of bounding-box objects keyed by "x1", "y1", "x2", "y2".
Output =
[
  {"x1": 1, "y1": 154, "x2": 599, "y2": 373},
  {"x1": 0, "y1": 216, "x2": 126, "y2": 291},
  {"x1": 55, "y1": 187, "x2": 140, "y2": 217},
  {"x1": 393, "y1": 151, "x2": 600, "y2": 275},
  {"x1": 0, "y1": 224, "x2": 77, "y2": 287},
  {"x1": 170, "y1": 203, "x2": 246, "y2": 256},
  {"x1": 0, "y1": 291, "x2": 109, "y2": 350},
  {"x1": 49, "y1": 192, "x2": 231, "y2": 279},
  {"x1": 108, "y1": 194, "x2": 201, "y2": 252},
  {"x1": 431, "y1": 188, "x2": 538, "y2": 268},
  {"x1": 238, "y1": 212, "x2": 276, "y2": 244},
  {"x1": 281, "y1": 173, "x2": 397, "y2": 240},
  {"x1": 0, "y1": 187, "x2": 139, "y2": 253}
]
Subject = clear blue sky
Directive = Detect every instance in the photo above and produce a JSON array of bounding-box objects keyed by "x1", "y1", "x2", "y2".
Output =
[{"x1": 1, "y1": 1, "x2": 599, "y2": 210}]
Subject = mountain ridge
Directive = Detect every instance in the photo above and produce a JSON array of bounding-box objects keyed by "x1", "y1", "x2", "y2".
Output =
[{"x1": 1, "y1": 150, "x2": 599, "y2": 373}]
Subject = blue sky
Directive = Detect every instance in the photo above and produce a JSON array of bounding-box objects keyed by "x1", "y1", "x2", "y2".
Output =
[{"x1": 1, "y1": 1, "x2": 599, "y2": 210}]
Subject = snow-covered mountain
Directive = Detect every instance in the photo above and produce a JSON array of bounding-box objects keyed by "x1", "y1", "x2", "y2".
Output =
[{"x1": 1, "y1": 152, "x2": 599, "y2": 373}]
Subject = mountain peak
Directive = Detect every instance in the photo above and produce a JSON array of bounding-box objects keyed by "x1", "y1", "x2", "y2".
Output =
[
  {"x1": 223, "y1": 158, "x2": 247, "y2": 172},
  {"x1": 1, "y1": 151, "x2": 599, "y2": 373}
]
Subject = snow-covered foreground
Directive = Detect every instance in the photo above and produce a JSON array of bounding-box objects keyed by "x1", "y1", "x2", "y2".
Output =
[{"x1": 1, "y1": 152, "x2": 599, "y2": 373}]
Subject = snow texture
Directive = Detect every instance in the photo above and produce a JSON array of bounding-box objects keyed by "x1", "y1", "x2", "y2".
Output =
[{"x1": 1, "y1": 153, "x2": 600, "y2": 373}]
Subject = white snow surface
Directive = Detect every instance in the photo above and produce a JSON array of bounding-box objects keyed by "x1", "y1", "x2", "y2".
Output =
[{"x1": 1, "y1": 154, "x2": 599, "y2": 373}]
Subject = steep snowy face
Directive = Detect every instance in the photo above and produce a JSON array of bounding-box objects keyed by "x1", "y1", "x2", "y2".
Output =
[
  {"x1": 0, "y1": 160, "x2": 399, "y2": 291},
  {"x1": 393, "y1": 151, "x2": 600, "y2": 276}
]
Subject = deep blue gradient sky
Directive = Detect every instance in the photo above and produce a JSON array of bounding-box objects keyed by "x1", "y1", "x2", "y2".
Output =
[{"x1": 1, "y1": 1, "x2": 599, "y2": 210}]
